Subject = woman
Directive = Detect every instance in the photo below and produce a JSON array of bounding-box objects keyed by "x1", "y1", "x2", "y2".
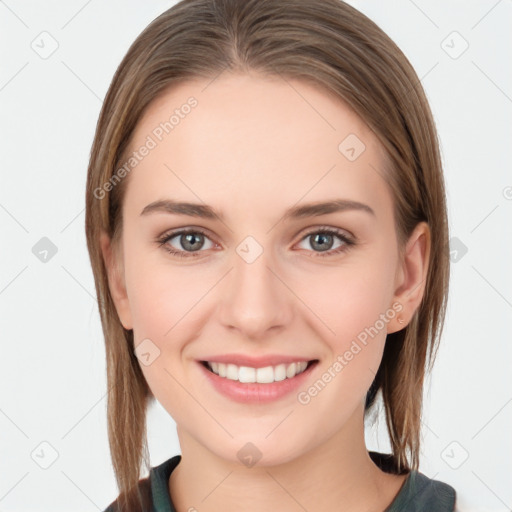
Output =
[{"x1": 85, "y1": 0, "x2": 456, "y2": 510}]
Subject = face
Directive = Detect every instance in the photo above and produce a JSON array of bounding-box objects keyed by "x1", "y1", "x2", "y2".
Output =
[{"x1": 101, "y1": 71, "x2": 429, "y2": 467}]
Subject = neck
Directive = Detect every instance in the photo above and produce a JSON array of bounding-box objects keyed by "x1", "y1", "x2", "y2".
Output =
[{"x1": 169, "y1": 403, "x2": 407, "y2": 512}]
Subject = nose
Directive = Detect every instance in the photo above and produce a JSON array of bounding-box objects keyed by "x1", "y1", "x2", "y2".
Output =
[{"x1": 217, "y1": 241, "x2": 293, "y2": 340}]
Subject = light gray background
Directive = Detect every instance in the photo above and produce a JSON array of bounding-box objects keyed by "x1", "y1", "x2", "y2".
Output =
[{"x1": 1, "y1": 1, "x2": 511, "y2": 511}]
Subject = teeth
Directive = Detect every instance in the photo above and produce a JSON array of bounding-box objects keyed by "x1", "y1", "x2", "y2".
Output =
[{"x1": 206, "y1": 361, "x2": 309, "y2": 383}]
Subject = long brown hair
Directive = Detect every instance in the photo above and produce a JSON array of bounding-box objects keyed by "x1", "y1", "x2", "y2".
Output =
[{"x1": 85, "y1": 0, "x2": 450, "y2": 509}]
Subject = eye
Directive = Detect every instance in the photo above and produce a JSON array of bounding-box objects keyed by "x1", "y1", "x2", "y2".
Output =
[
  {"x1": 296, "y1": 226, "x2": 355, "y2": 257},
  {"x1": 156, "y1": 226, "x2": 356, "y2": 259},
  {"x1": 156, "y1": 228, "x2": 215, "y2": 258}
]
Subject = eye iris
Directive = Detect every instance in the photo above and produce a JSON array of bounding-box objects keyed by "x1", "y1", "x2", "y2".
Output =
[
  {"x1": 181, "y1": 233, "x2": 204, "y2": 251},
  {"x1": 311, "y1": 233, "x2": 333, "y2": 252}
]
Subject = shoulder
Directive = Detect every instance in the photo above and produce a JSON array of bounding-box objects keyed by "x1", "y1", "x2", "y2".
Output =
[
  {"x1": 368, "y1": 451, "x2": 456, "y2": 512},
  {"x1": 102, "y1": 455, "x2": 182, "y2": 512},
  {"x1": 101, "y1": 476, "x2": 151, "y2": 512},
  {"x1": 388, "y1": 470, "x2": 457, "y2": 512}
]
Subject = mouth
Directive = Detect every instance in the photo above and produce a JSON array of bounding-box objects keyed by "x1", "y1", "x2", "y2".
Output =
[{"x1": 199, "y1": 359, "x2": 319, "y2": 384}]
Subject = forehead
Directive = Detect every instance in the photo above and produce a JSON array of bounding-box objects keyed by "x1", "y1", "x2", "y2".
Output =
[{"x1": 122, "y1": 72, "x2": 393, "y2": 223}]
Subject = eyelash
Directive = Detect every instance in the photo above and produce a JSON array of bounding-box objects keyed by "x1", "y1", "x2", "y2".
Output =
[{"x1": 156, "y1": 226, "x2": 356, "y2": 259}]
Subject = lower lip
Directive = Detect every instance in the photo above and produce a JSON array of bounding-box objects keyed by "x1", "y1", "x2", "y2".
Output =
[{"x1": 198, "y1": 361, "x2": 319, "y2": 404}]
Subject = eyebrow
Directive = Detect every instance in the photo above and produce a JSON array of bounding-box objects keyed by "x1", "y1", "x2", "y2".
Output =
[{"x1": 140, "y1": 198, "x2": 375, "y2": 221}]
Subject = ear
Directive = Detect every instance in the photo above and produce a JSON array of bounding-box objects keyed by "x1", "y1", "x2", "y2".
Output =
[
  {"x1": 99, "y1": 231, "x2": 133, "y2": 330},
  {"x1": 388, "y1": 221, "x2": 431, "y2": 333}
]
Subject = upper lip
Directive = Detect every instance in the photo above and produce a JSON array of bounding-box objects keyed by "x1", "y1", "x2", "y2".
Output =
[{"x1": 199, "y1": 354, "x2": 318, "y2": 368}]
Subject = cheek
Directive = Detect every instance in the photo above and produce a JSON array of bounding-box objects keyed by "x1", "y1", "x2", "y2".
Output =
[
  {"x1": 292, "y1": 267, "x2": 393, "y2": 426},
  {"x1": 296, "y1": 256, "x2": 394, "y2": 341},
  {"x1": 291, "y1": 255, "x2": 396, "y2": 398},
  {"x1": 124, "y1": 256, "x2": 205, "y2": 417},
  {"x1": 124, "y1": 242, "x2": 207, "y2": 340}
]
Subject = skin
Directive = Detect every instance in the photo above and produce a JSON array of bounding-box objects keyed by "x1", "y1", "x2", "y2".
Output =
[{"x1": 100, "y1": 70, "x2": 430, "y2": 512}]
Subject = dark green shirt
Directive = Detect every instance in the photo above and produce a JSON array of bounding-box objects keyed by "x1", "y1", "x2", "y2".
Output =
[{"x1": 103, "y1": 451, "x2": 456, "y2": 511}]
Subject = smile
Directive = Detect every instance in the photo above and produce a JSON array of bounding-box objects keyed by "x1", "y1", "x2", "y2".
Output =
[
  {"x1": 198, "y1": 359, "x2": 320, "y2": 404},
  {"x1": 202, "y1": 360, "x2": 315, "y2": 383}
]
